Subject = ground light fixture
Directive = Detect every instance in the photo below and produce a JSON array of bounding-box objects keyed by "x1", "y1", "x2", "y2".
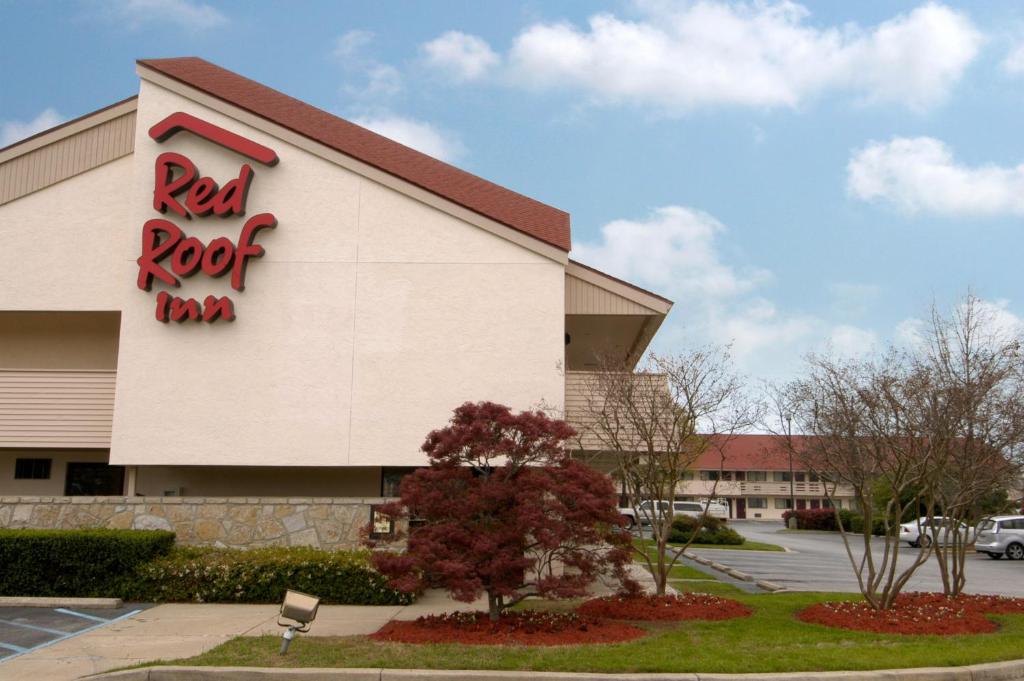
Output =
[{"x1": 278, "y1": 589, "x2": 321, "y2": 654}]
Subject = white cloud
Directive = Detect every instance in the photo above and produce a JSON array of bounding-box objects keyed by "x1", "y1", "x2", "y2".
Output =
[
  {"x1": 828, "y1": 324, "x2": 879, "y2": 356},
  {"x1": 109, "y1": 0, "x2": 226, "y2": 30},
  {"x1": 333, "y1": 30, "x2": 404, "y2": 101},
  {"x1": 1002, "y1": 42, "x2": 1024, "y2": 75},
  {"x1": 847, "y1": 136, "x2": 1024, "y2": 216},
  {"x1": 571, "y1": 206, "x2": 771, "y2": 301},
  {"x1": 351, "y1": 114, "x2": 465, "y2": 162},
  {"x1": 334, "y1": 29, "x2": 375, "y2": 60},
  {"x1": 1, "y1": 108, "x2": 65, "y2": 148},
  {"x1": 572, "y1": 206, "x2": 876, "y2": 380},
  {"x1": 896, "y1": 298, "x2": 1024, "y2": 350},
  {"x1": 504, "y1": 1, "x2": 980, "y2": 113},
  {"x1": 422, "y1": 31, "x2": 500, "y2": 82}
]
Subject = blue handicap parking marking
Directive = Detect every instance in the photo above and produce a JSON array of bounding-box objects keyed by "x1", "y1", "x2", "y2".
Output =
[{"x1": 0, "y1": 606, "x2": 144, "y2": 664}]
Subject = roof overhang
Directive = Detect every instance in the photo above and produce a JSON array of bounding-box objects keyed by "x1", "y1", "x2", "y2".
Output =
[{"x1": 565, "y1": 260, "x2": 673, "y2": 370}]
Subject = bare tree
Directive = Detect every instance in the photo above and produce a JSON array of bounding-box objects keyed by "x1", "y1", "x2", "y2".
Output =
[
  {"x1": 916, "y1": 295, "x2": 1024, "y2": 595},
  {"x1": 780, "y1": 351, "x2": 937, "y2": 610},
  {"x1": 572, "y1": 346, "x2": 758, "y2": 596}
]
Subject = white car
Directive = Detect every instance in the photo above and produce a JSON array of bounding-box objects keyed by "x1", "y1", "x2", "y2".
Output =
[
  {"x1": 619, "y1": 499, "x2": 729, "y2": 528},
  {"x1": 899, "y1": 516, "x2": 975, "y2": 548}
]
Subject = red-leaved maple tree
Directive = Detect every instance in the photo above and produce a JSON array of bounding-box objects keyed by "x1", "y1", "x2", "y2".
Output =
[{"x1": 371, "y1": 401, "x2": 636, "y2": 621}]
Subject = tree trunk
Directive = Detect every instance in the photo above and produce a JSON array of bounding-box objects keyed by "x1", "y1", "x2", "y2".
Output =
[{"x1": 487, "y1": 592, "x2": 501, "y2": 622}]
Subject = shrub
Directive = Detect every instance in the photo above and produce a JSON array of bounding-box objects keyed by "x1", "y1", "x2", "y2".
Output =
[
  {"x1": 783, "y1": 509, "x2": 891, "y2": 536},
  {"x1": 0, "y1": 528, "x2": 174, "y2": 597},
  {"x1": 669, "y1": 515, "x2": 744, "y2": 545},
  {"x1": 126, "y1": 546, "x2": 413, "y2": 605}
]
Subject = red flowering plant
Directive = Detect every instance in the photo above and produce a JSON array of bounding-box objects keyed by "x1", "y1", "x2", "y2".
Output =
[{"x1": 371, "y1": 402, "x2": 637, "y2": 622}]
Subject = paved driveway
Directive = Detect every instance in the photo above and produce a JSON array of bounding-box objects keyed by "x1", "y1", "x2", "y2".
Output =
[{"x1": 691, "y1": 520, "x2": 1024, "y2": 596}]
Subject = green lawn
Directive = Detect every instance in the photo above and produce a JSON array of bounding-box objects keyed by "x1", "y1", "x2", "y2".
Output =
[{"x1": 159, "y1": 591, "x2": 1024, "y2": 674}]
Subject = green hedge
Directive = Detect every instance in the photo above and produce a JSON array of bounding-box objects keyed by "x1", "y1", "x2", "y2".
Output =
[
  {"x1": 125, "y1": 546, "x2": 414, "y2": 605},
  {"x1": 669, "y1": 515, "x2": 745, "y2": 545},
  {"x1": 0, "y1": 528, "x2": 175, "y2": 597}
]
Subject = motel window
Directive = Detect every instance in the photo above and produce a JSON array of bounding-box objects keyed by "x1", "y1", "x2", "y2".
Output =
[
  {"x1": 774, "y1": 498, "x2": 792, "y2": 510},
  {"x1": 747, "y1": 471, "x2": 767, "y2": 482},
  {"x1": 699, "y1": 470, "x2": 719, "y2": 481},
  {"x1": 734, "y1": 471, "x2": 745, "y2": 481},
  {"x1": 747, "y1": 497, "x2": 768, "y2": 509},
  {"x1": 809, "y1": 473, "x2": 820, "y2": 482},
  {"x1": 14, "y1": 458, "x2": 51, "y2": 480},
  {"x1": 795, "y1": 472, "x2": 806, "y2": 482},
  {"x1": 772, "y1": 471, "x2": 791, "y2": 483},
  {"x1": 822, "y1": 498, "x2": 833, "y2": 509},
  {"x1": 721, "y1": 471, "x2": 732, "y2": 481},
  {"x1": 680, "y1": 471, "x2": 695, "y2": 481}
]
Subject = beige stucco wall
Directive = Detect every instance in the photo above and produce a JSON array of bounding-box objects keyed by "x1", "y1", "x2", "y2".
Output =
[
  {"x1": 0, "y1": 312, "x2": 119, "y2": 370},
  {"x1": 135, "y1": 466, "x2": 381, "y2": 497},
  {"x1": 106, "y1": 80, "x2": 565, "y2": 468},
  {"x1": 0, "y1": 449, "x2": 110, "y2": 496},
  {"x1": 0, "y1": 157, "x2": 132, "y2": 311}
]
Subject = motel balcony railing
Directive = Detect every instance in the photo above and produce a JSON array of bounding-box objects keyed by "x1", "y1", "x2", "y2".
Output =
[{"x1": 677, "y1": 480, "x2": 855, "y2": 499}]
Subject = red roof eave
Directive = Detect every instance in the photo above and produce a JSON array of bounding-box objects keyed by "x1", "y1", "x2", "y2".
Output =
[{"x1": 137, "y1": 57, "x2": 571, "y2": 253}]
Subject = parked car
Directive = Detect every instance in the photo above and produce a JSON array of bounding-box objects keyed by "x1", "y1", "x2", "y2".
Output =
[
  {"x1": 899, "y1": 516, "x2": 975, "y2": 548},
  {"x1": 619, "y1": 499, "x2": 728, "y2": 528},
  {"x1": 974, "y1": 515, "x2": 1024, "y2": 560}
]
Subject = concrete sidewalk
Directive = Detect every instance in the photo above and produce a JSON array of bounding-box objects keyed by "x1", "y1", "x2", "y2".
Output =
[
  {"x1": 0, "y1": 563, "x2": 664, "y2": 681},
  {"x1": 0, "y1": 591, "x2": 485, "y2": 681}
]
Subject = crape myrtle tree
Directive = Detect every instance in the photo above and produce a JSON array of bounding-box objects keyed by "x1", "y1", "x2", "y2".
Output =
[
  {"x1": 573, "y1": 347, "x2": 759, "y2": 596},
  {"x1": 371, "y1": 402, "x2": 636, "y2": 622},
  {"x1": 916, "y1": 295, "x2": 1024, "y2": 595},
  {"x1": 776, "y1": 351, "x2": 937, "y2": 610}
]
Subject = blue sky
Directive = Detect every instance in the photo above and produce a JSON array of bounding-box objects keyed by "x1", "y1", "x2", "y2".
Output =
[{"x1": 3, "y1": 0, "x2": 1024, "y2": 381}]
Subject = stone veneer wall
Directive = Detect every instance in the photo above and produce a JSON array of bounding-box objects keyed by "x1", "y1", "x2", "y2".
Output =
[{"x1": 0, "y1": 496, "x2": 387, "y2": 550}]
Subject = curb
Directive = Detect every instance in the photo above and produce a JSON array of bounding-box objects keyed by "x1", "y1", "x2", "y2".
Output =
[
  {"x1": 86, "y1": 660, "x2": 1024, "y2": 681},
  {"x1": 680, "y1": 552, "x2": 784, "y2": 593},
  {"x1": 0, "y1": 596, "x2": 123, "y2": 609}
]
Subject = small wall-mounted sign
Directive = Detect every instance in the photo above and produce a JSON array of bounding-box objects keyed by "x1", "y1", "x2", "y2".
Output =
[
  {"x1": 138, "y1": 113, "x2": 279, "y2": 323},
  {"x1": 369, "y1": 505, "x2": 395, "y2": 539}
]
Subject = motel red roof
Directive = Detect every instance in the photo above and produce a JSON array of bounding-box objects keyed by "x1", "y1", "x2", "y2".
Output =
[
  {"x1": 138, "y1": 57, "x2": 572, "y2": 252},
  {"x1": 697, "y1": 434, "x2": 810, "y2": 471}
]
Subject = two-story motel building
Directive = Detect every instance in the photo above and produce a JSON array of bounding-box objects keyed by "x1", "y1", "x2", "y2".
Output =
[{"x1": 0, "y1": 57, "x2": 674, "y2": 544}]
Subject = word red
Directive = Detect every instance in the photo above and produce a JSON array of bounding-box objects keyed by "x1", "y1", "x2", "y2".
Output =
[
  {"x1": 154, "y1": 152, "x2": 253, "y2": 219},
  {"x1": 136, "y1": 214, "x2": 276, "y2": 292}
]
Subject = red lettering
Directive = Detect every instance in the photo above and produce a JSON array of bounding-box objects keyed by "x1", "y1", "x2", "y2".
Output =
[
  {"x1": 231, "y1": 213, "x2": 277, "y2": 291},
  {"x1": 137, "y1": 219, "x2": 182, "y2": 290},
  {"x1": 169, "y1": 297, "x2": 202, "y2": 322},
  {"x1": 153, "y1": 152, "x2": 196, "y2": 218},
  {"x1": 202, "y1": 295, "x2": 235, "y2": 322},
  {"x1": 171, "y1": 236, "x2": 204, "y2": 278},
  {"x1": 155, "y1": 291, "x2": 172, "y2": 322},
  {"x1": 212, "y1": 164, "x2": 253, "y2": 217},
  {"x1": 185, "y1": 177, "x2": 219, "y2": 217},
  {"x1": 201, "y1": 237, "x2": 235, "y2": 277}
]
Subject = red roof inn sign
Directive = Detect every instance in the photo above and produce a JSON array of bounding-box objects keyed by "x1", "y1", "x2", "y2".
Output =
[{"x1": 137, "y1": 113, "x2": 279, "y2": 323}]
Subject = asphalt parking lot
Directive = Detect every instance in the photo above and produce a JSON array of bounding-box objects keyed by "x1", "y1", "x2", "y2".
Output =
[
  {"x1": 690, "y1": 520, "x2": 1024, "y2": 597},
  {"x1": 0, "y1": 604, "x2": 145, "y2": 663}
]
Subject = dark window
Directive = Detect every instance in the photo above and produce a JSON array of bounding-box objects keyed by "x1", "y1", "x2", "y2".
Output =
[
  {"x1": 64, "y1": 463, "x2": 124, "y2": 496},
  {"x1": 734, "y1": 471, "x2": 746, "y2": 481},
  {"x1": 381, "y1": 467, "x2": 419, "y2": 497},
  {"x1": 15, "y1": 458, "x2": 52, "y2": 480},
  {"x1": 699, "y1": 470, "x2": 719, "y2": 481},
  {"x1": 795, "y1": 472, "x2": 806, "y2": 482}
]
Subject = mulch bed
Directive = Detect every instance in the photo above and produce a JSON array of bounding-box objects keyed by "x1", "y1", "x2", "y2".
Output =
[
  {"x1": 577, "y1": 593, "x2": 753, "y2": 621},
  {"x1": 797, "y1": 592, "x2": 1024, "y2": 636},
  {"x1": 369, "y1": 610, "x2": 647, "y2": 646}
]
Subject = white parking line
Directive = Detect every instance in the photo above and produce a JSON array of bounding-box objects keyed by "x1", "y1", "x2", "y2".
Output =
[
  {"x1": 53, "y1": 608, "x2": 112, "y2": 623},
  {"x1": 0, "y1": 608, "x2": 142, "y2": 664},
  {"x1": 0, "y1": 641, "x2": 27, "y2": 653},
  {"x1": 0, "y1": 618, "x2": 71, "y2": 636}
]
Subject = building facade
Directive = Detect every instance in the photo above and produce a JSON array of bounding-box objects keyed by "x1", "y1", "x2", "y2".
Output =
[
  {"x1": 0, "y1": 57, "x2": 672, "y2": 544},
  {"x1": 680, "y1": 435, "x2": 857, "y2": 520}
]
